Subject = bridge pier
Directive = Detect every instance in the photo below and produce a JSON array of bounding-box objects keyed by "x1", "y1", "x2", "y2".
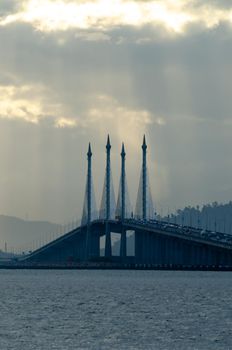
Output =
[
  {"x1": 142, "y1": 232, "x2": 146, "y2": 263},
  {"x1": 135, "y1": 230, "x2": 142, "y2": 262},
  {"x1": 105, "y1": 223, "x2": 112, "y2": 258},
  {"x1": 166, "y1": 237, "x2": 171, "y2": 265},
  {"x1": 120, "y1": 228, "x2": 127, "y2": 260},
  {"x1": 169, "y1": 238, "x2": 174, "y2": 265},
  {"x1": 90, "y1": 232, "x2": 100, "y2": 259}
]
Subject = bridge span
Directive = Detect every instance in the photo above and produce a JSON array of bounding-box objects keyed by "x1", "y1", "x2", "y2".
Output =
[
  {"x1": 16, "y1": 136, "x2": 232, "y2": 269},
  {"x1": 20, "y1": 218, "x2": 232, "y2": 269}
]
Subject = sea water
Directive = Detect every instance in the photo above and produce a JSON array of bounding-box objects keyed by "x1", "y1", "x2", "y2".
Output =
[{"x1": 0, "y1": 269, "x2": 232, "y2": 350}]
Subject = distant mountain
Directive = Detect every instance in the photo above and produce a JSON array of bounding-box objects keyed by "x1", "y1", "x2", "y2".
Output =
[{"x1": 0, "y1": 215, "x2": 59, "y2": 253}]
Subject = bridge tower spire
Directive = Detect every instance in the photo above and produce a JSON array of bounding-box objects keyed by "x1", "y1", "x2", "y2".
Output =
[
  {"x1": 142, "y1": 135, "x2": 147, "y2": 220},
  {"x1": 85, "y1": 142, "x2": 92, "y2": 259},
  {"x1": 82, "y1": 142, "x2": 98, "y2": 259},
  {"x1": 121, "y1": 143, "x2": 126, "y2": 221},
  {"x1": 105, "y1": 135, "x2": 112, "y2": 257},
  {"x1": 120, "y1": 142, "x2": 127, "y2": 258},
  {"x1": 135, "y1": 135, "x2": 154, "y2": 220},
  {"x1": 106, "y1": 135, "x2": 111, "y2": 221},
  {"x1": 87, "y1": 143, "x2": 92, "y2": 225}
]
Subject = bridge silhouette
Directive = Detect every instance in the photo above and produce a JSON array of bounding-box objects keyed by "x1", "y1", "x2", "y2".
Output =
[{"x1": 19, "y1": 136, "x2": 232, "y2": 269}]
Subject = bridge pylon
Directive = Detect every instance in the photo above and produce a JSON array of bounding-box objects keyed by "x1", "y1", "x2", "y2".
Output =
[
  {"x1": 135, "y1": 135, "x2": 154, "y2": 220},
  {"x1": 119, "y1": 143, "x2": 126, "y2": 258},
  {"x1": 105, "y1": 136, "x2": 111, "y2": 257},
  {"x1": 99, "y1": 135, "x2": 116, "y2": 257},
  {"x1": 116, "y1": 143, "x2": 132, "y2": 220},
  {"x1": 142, "y1": 135, "x2": 147, "y2": 220},
  {"x1": 82, "y1": 143, "x2": 97, "y2": 259}
]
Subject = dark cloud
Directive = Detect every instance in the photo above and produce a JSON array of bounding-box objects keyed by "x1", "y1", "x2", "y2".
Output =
[
  {"x1": 1, "y1": 21, "x2": 232, "y2": 118},
  {"x1": 132, "y1": 0, "x2": 232, "y2": 10},
  {"x1": 0, "y1": 0, "x2": 19, "y2": 16},
  {"x1": 189, "y1": 0, "x2": 232, "y2": 10}
]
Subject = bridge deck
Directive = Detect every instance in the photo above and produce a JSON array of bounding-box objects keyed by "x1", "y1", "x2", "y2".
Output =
[{"x1": 16, "y1": 219, "x2": 232, "y2": 269}]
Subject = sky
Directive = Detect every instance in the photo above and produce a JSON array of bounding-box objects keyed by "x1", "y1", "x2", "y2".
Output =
[{"x1": 0, "y1": 0, "x2": 232, "y2": 223}]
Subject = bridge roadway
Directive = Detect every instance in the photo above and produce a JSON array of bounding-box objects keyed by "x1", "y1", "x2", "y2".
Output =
[{"x1": 18, "y1": 219, "x2": 232, "y2": 269}]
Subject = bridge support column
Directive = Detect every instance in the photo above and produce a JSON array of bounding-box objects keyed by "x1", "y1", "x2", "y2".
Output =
[
  {"x1": 154, "y1": 235, "x2": 159, "y2": 264},
  {"x1": 120, "y1": 229, "x2": 127, "y2": 260},
  {"x1": 169, "y1": 238, "x2": 174, "y2": 266},
  {"x1": 105, "y1": 223, "x2": 112, "y2": 257},
  {"x1": 91, "y1": 232, "x2": 100, "y2": 258},
  {"x1": 135, "y1": 230, "x2": 142, "y2": 263},
  {"x1": 85, "y1": 226, "x2": 91, "y2": 260}
]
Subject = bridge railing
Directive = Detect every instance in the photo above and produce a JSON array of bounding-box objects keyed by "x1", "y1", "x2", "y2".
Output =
[{"x1": 125, "y1": 218, "x2": 232, "y2": 246}]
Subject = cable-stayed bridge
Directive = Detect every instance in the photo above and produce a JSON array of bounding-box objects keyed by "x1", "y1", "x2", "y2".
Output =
[{"x1": 16, "y1": 136, "x2": 232, "y2": 269}]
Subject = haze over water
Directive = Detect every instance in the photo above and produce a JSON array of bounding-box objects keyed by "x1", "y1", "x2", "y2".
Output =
[{"x1": 0, "y1": 270, "x2": 232, "y2": 349}]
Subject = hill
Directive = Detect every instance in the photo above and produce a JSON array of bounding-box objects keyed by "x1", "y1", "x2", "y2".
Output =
[{"x1": 0, "y1": 215, "x2": 59, "y2": 253}]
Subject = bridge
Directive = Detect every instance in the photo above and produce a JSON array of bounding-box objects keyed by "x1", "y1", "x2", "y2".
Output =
[{"x1": 16, "y1": 136, "x2": 232, "y2": 269}]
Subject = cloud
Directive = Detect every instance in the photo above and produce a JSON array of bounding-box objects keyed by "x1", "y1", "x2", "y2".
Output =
[
  {"x1": 1, "y1": 17, "x2": 232, "y2": 126},
  {"x1": 75, "y1": 31, "x2": 111, "y2": 42},
  {"x1": 0, "y1": 85, "x2": 42, "y2": 123},
  {"x1": 82, "y1": 94, "x2": 164, "y2": 150},
  {"x1": 0, "y1": 1, "x2": 232, "y2": 221},
  {"x1": 1, "y1": 18, "x2": 232, "y2": 126},
  {"x1": 0, "y1": 0, "x2": 19, "y2": 16},
  {"x1": 0, "y1": 0, "x2": 232, "y2": 35},
  {"x1": 0, "y1": 84, "x2": 66, "y2": 124},
  {"x1": 0, "y1": 82, "x2": 163, "y2": 145},
  {"x1": 55, "y1": 117, "x2": 78, "y2": 128}
]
